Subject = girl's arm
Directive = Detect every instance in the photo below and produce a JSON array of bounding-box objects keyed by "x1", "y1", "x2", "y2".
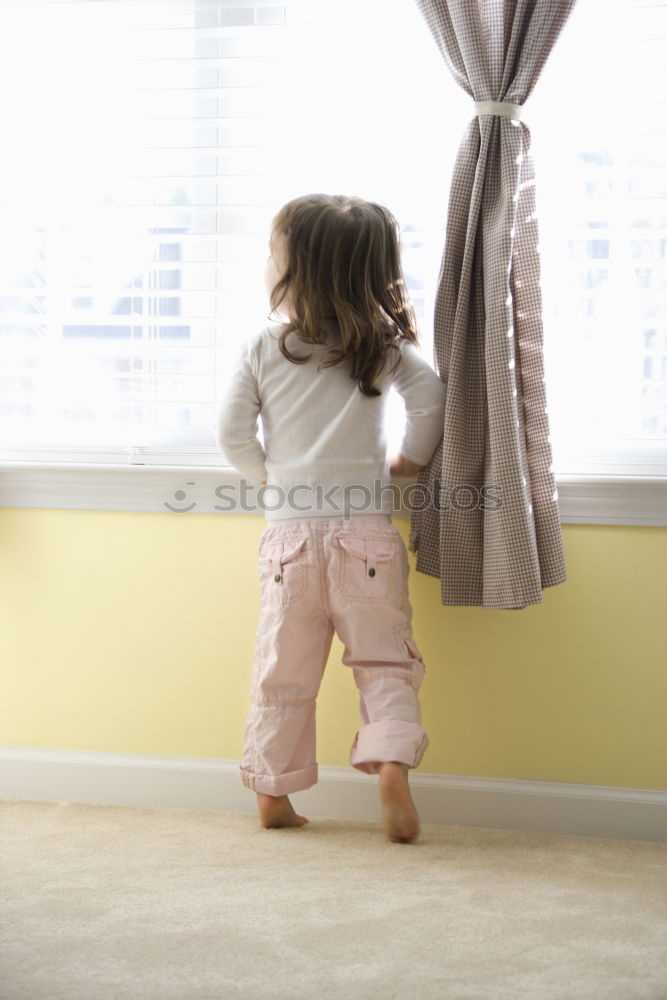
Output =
[
  {"x1": 390, "y1": 342, "x2": 446, "y2": 471},
  {"x1": 388, "y1": 453, "x2": 422, "y2": 477},
  {"x1": 216, "y1": 339, "x2": 268, "y2": 484}
]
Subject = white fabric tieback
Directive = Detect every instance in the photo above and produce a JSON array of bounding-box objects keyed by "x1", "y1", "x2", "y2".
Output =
[{"x1": 474, "y1": 100, "x2": 524, "y2": 121}]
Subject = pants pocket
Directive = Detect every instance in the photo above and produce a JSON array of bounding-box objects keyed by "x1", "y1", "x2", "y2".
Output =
[
  {"x1": 395, "y1": 627, "x2": 426, "y2": 691},
  {"x1": 336, "y1": 530, "x2": 400, "y2": 601},
  {"x1": 259, "y1": 535, "x2": 310, "y2": 605}
]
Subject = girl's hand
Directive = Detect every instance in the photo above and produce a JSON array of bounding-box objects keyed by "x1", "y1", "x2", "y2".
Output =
[{"x1": 389, "y1": 454, "x2": 422, "y2": 477}]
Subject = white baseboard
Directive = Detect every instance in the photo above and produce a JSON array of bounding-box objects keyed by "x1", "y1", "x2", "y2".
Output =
[{"x1": 1, "y1": 746, "x2": 665, "y2": 843}]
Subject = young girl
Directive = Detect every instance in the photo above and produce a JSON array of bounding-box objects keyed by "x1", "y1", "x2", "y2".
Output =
[{"x1": 217, "y1": 194, "x2": 445, "y2": 843}]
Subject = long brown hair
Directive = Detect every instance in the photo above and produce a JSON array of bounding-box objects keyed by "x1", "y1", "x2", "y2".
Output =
[{"x1": 267, "y1": 194, "x2": 419, "y2": 397}]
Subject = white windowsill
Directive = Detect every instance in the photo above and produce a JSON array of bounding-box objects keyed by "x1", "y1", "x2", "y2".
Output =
[{"x1": 0, "y1": 462, "x2": 665, "y2": 526}]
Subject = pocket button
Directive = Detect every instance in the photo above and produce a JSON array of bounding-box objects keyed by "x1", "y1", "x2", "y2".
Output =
[{"x1": 368, "y1": 567, "x2": 376, "y2": 577}]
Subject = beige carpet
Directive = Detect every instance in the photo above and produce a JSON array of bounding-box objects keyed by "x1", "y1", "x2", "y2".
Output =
[{"x1": 1, "y1": 798, "x2": 666, "y2": 1000}]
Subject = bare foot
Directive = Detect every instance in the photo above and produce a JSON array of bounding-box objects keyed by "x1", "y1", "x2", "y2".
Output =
[
  {"x1": 256, "y1": 792, "x2": 309, "y2": 829},
  {"x1": 378, "y1": 761, "x2": 420, "y2": 843}
]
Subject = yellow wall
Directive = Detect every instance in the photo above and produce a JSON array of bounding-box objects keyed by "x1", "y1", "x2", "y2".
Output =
[{"x1": 1, "y1": 508, "x2": 665, "y2": 791}]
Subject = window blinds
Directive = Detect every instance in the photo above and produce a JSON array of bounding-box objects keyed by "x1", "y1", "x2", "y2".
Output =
[
  {"x1": 0, "y1": 0, "x2": 453, "y2": 466},
  {"x1": 0, "y1": 1, "x2": 289, "y2": 463},
  {"x1": 0, "y1": 0, "x2": 665, "y2": 477},
  {"x1": 530, "y1": 0, "x2": 667, "y2": 476}
]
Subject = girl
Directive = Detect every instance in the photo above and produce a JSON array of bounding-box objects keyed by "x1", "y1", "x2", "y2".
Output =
[{"x1": 217, "y1": 194, "x2": 445, "y2": 843}]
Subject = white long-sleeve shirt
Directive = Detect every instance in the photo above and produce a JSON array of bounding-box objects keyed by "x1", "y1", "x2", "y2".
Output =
[{"x1": 216, "y1": 320, "x2": 445, "y2": 520}]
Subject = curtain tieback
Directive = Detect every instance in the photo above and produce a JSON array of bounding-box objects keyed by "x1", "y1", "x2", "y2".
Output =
[{"x1": 474, "y1": 100, "x2": 524, "y2": 121}]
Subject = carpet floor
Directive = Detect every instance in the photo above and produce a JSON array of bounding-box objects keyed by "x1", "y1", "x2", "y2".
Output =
[{"x1": 1, "y1": 798, "x2": 666, "y2": 1000}]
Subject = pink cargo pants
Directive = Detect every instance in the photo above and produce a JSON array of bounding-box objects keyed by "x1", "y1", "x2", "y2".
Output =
[{"x1": 240, "y1": 513, "x2": 429, "y2": 796}]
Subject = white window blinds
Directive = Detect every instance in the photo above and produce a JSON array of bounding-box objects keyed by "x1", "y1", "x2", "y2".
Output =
[
  {"x1": 0, "y1": 0, "x2": 665, "y2": 478},
  {"x1": 0, "y1": 0, "x2": 457, "y2": 466},
  {"x1": 531, "y1": 0, "x2": 667, "y2": 477}
]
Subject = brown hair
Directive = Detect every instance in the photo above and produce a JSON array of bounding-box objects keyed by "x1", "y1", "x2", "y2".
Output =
[{"x1": 267, "y1": 194, "x2": 419, "y2": 397}]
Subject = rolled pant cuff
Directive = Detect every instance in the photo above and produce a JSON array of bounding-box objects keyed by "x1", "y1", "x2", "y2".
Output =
[
  {"x1": 240, "y1": 762, "x2": 318, "y2": 796},
  {"x1": 350, "y1": 721, "x2": 429, "y2": 774}
]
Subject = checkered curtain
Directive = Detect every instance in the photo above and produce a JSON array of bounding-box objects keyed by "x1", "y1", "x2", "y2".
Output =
[{"x1": 409, "y1": 0, "x2": 574, "y2": 609}]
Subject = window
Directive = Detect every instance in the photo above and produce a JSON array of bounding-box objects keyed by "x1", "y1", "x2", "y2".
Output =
[
  {"x1": 0, "y1": 0, "x2": 463, "y2": 467},
  {"x1": 530, "y1": 0, "x2": 667, "y2": 477},
  {"x1": 0, "y1": 0, "x2": 665, "y2": 513}
]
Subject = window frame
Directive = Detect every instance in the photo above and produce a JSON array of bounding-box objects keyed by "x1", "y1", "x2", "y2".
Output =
[
  {"x1": 0, "y1": 463, "x2": 665, "y2": 526},
  {"x1": 1, "y1": 0, "x2": 666, "y2": 523}
]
